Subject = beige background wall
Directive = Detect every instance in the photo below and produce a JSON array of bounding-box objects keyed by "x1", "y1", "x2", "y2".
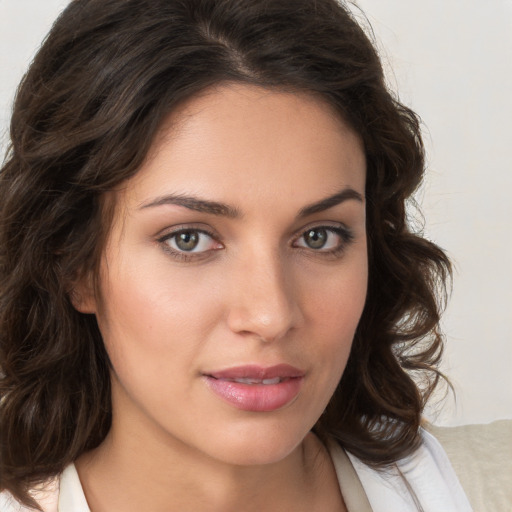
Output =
[
  {"x1": 1, "y1": 0, "x2": 511, "y2": 426},
  {"x1": 355, "y1": 0, "x2": 512, "y2": 425}
]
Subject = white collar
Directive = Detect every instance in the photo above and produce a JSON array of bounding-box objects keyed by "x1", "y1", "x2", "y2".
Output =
[{"x1": 53, "y1": 430, "x2": 472, "y2": 512}]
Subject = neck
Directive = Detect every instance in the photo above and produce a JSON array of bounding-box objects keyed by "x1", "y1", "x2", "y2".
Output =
[{"x1": 76, "y1": 428, "x2": 336, "y2": 512}]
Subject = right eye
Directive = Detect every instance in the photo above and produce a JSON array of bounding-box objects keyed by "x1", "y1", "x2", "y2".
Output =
[{"x1": 159, "y1": 228, "x2": 222, "y2": 256}]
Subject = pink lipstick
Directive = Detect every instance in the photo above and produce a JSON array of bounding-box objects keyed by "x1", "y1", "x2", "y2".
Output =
[{"x1": 203, "y1": 364, "x2": 304, "y2": 412}]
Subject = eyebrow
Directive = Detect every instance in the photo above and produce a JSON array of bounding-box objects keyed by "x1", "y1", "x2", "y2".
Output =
[
  {"x1": 139, "y1": 188, "x2": 363, "y2": 218},
  {"x1": 298, "y1": 188, "x2": 364, "y2": 218},
  {"x1": 140, "y1": 193, "x2": 241, "y2": 218}
]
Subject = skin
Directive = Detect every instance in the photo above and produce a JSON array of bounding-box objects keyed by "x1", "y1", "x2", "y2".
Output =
[{"x1": 74, "y1": 84, "x2": 368, "y2": 511}]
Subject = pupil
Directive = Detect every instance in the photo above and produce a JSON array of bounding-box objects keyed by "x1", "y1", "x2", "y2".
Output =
[
  {"x1": 305, "y1": 228, "x2": 327, "y2": 249},
  {"x1": 176, "y1": 231, "x2": 199, "y2": 251}
]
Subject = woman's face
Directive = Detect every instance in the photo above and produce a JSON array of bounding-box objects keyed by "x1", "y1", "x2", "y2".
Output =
[{"x1": 79, "y1": 84, "x2": 367, "y2": 466}]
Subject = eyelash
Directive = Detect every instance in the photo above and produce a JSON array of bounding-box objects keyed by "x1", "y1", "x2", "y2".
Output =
[
  {"x1": 157, "y1": 227, "x2": 221, "y2": 262},
  {"x1": 292, "y1": 225, "x2": 355, "y2": 259},
  {"x1": 157, "y1": 224, "x2": 355, "y2": 262}
]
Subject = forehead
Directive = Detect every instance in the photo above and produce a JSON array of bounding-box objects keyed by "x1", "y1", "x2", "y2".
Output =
[{"x1": 117, "y1": 83, "x2": 366, "y2": 213}]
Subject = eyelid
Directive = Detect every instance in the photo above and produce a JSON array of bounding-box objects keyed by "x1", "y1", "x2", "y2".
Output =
[
  {"x1": 156, "y1": 225, "x2": 223, "y2": 260},
  {"x1": 292, "y1": 221, "x2": 352, "y2": 241},
  {"x1": 291, "y1": 223, "x2": 355, "y2": 254}
]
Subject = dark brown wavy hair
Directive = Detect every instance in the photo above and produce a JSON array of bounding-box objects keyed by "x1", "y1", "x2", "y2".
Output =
[{"x1": 0, "y1": 0, "x2": 451, "y2": 508}]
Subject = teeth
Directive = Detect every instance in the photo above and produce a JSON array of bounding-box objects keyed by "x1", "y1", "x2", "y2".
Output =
[
  {"x1": 232, "y1": 377, "x2": 281, "y2": 385},
  {"x1": 234, "y1": 378, "x2": 260, "y2": 384}
]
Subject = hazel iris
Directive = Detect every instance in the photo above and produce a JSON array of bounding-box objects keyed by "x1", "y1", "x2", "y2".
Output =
[
  {"x1": 175, "y1": 231, "x2": 199, "y2": 251},
  {"x1": 304, "y1": 228, "x2": 328, "y2": 249}
]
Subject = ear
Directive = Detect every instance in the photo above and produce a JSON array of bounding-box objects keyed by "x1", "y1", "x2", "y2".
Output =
[{"x1": 69, "y1": 272, "x2": 97, "y2": 314}]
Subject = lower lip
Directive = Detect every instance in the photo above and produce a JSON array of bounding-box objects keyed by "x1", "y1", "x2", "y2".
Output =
[{"x1": 204, "y1": 376, "x2": 303, "y2": 412}]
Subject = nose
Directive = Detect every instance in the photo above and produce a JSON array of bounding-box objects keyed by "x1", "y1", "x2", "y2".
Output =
[{"x1": 226, "y1": 250, "x2": 303, "y2": 342}]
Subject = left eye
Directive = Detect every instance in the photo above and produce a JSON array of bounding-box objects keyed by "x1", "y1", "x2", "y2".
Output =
[
  {"x1": 294, "y1": 227, "x2": 346, "y2": 251},
  {"x1": 163, "y1": 229, "x2": 219, "y2": 253}
]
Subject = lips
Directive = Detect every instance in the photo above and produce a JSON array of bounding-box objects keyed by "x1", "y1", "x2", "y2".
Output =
[{"x1": 203, "y1": 364, "x2": 304, "y2": 412}]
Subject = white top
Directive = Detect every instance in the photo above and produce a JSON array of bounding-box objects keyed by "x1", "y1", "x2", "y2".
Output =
[{"x1": 0, "y1": 429, "x2": 473, "y2": 511}]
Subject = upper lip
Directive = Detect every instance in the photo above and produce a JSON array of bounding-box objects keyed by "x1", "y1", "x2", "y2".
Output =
[{"x1": 205, "y1": 364, "x2": 305, "y2": 380}]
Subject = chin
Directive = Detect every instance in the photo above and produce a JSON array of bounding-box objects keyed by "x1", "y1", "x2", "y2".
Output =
[{"x1": 195, "y1": 420, "x2": 309, "y2": 467}]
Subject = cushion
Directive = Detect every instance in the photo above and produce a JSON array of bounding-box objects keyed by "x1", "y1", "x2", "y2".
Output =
[{"x1": 427, "y1": 420, "x2": 512, "y2": 512}]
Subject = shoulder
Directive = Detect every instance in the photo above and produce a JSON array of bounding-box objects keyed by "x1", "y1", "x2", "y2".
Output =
[
  {"x1": 340, "y1": 428, "x2": 473, "y2": 512},
  {"x1": 0, "y1": 479, "x2": 59, "y2": 512},
  {"x1": 0, "y1": 491, "x2": 25, "y2": 512}
]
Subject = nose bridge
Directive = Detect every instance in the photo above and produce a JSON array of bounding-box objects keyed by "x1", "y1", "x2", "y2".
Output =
[{"x1": 227, "y1": 244, "x2": 300, "y2": 342}]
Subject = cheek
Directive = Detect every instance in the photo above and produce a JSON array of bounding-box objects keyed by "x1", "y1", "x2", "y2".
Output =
[
  {"x1": 94, "y1": 257, "x2": 228, "y2": 389},
  {"x1": 307, "y1": 252, "x2": 368, "y2": 330},
  {"x1": 293, "y1": 257, "x2": 367, "y2": 429},
  {"x1": 305, "y1": 252, "x2": 368, "y2": 369}
]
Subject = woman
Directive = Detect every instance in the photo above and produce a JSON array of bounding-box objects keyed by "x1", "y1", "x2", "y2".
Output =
[{"x1": 0, "y1": 0, "x2": 472, "y2": 510}]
